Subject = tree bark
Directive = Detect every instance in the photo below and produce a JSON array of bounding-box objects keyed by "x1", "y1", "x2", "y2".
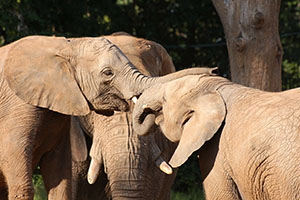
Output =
[{"x1": 212, "y1": 0, "x2": 282, "y2": 91}]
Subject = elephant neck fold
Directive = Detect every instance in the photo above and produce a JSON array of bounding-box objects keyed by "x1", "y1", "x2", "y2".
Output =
[{"x1": 216, "y1": 81, "x2": 261, "y2": 111}]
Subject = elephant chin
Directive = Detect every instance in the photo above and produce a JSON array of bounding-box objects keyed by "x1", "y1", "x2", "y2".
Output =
[{"x1": 111, "y1": 97, "x2": 130, "y2": 112}]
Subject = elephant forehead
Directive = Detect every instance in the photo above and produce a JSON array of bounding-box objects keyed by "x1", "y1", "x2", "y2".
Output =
[
  {"x1": 81, "y1": 37, "x2": 114, "y2": 52},
  {"x1": 78, "y1": 46, "x2": 129, "y2": 73},
  {"x1": 165, "y1": 76, "x2": 200, "y2": 100},
  {"x1": 76, "y1": 37, "x2": 127, "y2": 60},
  {"x1": 93, "y1": 37, "x2": 114, "y2": 49},
  {"x1": 100, "y1": 47, "x2": 129, "y2": 66}
]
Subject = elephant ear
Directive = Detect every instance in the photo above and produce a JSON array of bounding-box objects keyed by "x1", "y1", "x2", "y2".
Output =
[
  {"x1": 169, "y1": 91, "x2": 226, "y2": 168},
  {"x1": 70, "y1": 117, "x2": 88, "y2": 162},
  {"x1": 4, "y1": 36, "x2": 90, "y2": 116}
]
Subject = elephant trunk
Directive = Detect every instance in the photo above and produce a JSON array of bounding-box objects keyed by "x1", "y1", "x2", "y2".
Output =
[
  {"x1": 87, "y1": 111, "x2": 173, "y2": 198},
  {"x1": 104, "y1": 144, "x2": 152, "y2": 200},
  {"x1": 132, "y1": 84, "x2": 164, "y2": 136},
  {"x1": 124, "y1": 66, "x2": 216, "y2": 99},
  {"x1": 108, "y1": 168, "x2": 150, "y2": 199}
]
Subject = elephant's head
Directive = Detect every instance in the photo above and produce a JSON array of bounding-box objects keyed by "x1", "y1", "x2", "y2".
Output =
[
  {"x1": 133, "y1": 75, "x2": 226, "y2": 171},
  {"x1": 69, "y1": 33, "x2": 183, "y2": 199},
  {"x1": 4, "y1": 35, "x2": 216, "y2": 116}
]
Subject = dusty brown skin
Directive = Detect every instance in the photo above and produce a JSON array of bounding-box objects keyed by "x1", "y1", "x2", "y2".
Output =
[
  {"x1": 0, "y1": 35, "x2": 214, "y2": 200},
  {"x1": 70, "y1": 33, "x2": 178, "y2": 200},
  {"x1": 133, "y1": 75, "x2": 300, "y2": 200}
]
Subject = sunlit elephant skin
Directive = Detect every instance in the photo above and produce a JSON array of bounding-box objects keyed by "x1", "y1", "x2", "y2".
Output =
[
  {"x1": 133, "y1": 75, "x2": 300, "y2": 200},
  {"x1": 0, "y1": 35, "x2": 214, "y2": 200},
  {"x1": 0, "y1": 35, "x2": 134, "y2": 200},
  {"x1": 70, "y1": 32, "x2": 179, "y2": 200}
]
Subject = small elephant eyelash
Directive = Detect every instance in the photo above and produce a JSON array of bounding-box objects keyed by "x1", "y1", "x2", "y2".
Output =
[{"x1": 103, "y1": 69, "x2": 113, "y2": 76}]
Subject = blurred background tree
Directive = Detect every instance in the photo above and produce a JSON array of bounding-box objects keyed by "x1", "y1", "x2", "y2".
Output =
[
  {"x1": 1, "y1": 0, "x2": 299, "y2": 198},
  {"x1": 213, "y1": 0, "x2": 283, "y2": 92}
]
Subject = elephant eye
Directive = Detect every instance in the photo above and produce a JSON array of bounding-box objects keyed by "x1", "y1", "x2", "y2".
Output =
[{"x1": 103, "y1": 69, "x2": 114, "y2": 76}]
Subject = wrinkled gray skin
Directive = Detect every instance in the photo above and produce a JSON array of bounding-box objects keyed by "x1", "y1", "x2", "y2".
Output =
[
  {"x1": 72, "y1": 111, "x2": 178, "y2": 200},
  {"x1": 0, "y1": 35, "x2": 214, "y2": 200},
  {"x1": 133, "y1": 75, "x2": 300, "y2": 200},
  {"x1": 70, "y1": 33, "x2": 178, "y2": 200}
]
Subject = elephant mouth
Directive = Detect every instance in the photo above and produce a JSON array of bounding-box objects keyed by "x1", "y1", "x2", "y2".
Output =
[
  {"x1": 92, "y1": 94, "x2": 130, "y2": 115},
  {"x1": 111, "y1": 95, "x2": 130, "y2": 112},
  {"x1": 96, "y1": 95, "x2": 140, "y2": 116},
  {"x1": 94, "y1": 109, "x2": 115, "y2": 116}
]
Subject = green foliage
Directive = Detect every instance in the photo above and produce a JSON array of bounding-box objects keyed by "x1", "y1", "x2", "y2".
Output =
[
  {"x1": 171, "y1": 187, "x2": 205, "y2": 200},
  {"x1": 172, "y1": 152, "x2": 202, "y2": 193},
  {"x1": 280, "y1": 1, "x2": 300, "y2": 90},
  {"x1": 282, "y1": 60, "x2": 300, "y2": 90},
  {"x1": 33, "y1": 174, "x2": 47, "y2": 200}
]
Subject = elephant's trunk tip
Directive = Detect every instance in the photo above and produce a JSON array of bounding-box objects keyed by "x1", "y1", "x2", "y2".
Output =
[{"x1": 210, "y1": 67, "x2": 218, "y2": 75}]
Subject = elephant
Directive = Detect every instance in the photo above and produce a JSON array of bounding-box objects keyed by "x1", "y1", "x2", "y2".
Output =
[
  {"x1": 0, "y1": 35, "x2": 215, "y2": 200},
  {"x1": 70, "y1": 32, "x2": 180, "y2": 200},
  {"x1": 133, "y1": 74, "x2": 300, "y2": 200}
]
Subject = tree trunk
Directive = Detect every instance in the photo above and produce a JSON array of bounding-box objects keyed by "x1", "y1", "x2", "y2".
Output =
[{"x1": 212, "y1": 0, "x2": 282, "y2": 91}]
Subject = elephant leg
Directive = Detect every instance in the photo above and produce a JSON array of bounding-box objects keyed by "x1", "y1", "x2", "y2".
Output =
[
  {"x1": 202, "y1": 168, "x2": 241, "y2": 200},
  {"x1": 40, "y1": 130, "x2": 72, "y2": 200},
  {"x1": 2, "y1": 146, "x2": 34, "y2": 200},
  {"x1": 1, "y1": 127, "x2": 35, "y2": 199}
]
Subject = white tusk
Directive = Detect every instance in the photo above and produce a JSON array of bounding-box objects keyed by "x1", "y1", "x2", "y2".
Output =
[
  {"x1": 142, "y1": 104, "x2": 149, "y2": 109},
  {"x1": 132, "y1": 96, "x2": 138, "y2": 104},
  {"x1": 155, "y1": 157, "x2": 173, "y2": 175},
  {"x1": 87, "y1": 159, "x2": 101, "y2": 184},
  {"x1": 159, "y1": 161, "x2": 173, "y2": 175}
]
